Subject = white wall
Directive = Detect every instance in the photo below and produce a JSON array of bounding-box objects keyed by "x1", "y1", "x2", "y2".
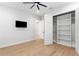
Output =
[
  {"x1": 75, "y1": 8, "x2": 79, "y2": 54},
  {"x1": 44, "y1": 14, "x2": 53, "y2": 45},
  {"x1": 0, "y1": 5, "x2": 38, "y2": 48}
]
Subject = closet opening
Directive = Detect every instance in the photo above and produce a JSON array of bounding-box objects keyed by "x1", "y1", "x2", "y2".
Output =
[{"x1": 53, "y1": 11, "x2": 75, "y2": 48}]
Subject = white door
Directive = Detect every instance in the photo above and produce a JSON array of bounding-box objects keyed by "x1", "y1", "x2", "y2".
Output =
[{"x1": 38, "y1": 20, "x2": 44, "y2": 39}]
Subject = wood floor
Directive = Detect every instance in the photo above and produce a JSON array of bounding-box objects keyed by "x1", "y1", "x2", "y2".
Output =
[{"x1": 0, "y1": 39, "x2": 78, "y2": 56}]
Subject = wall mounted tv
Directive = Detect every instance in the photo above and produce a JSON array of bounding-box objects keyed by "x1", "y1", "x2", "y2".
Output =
[{"x1": 16, "y1": 21, "x2": 27, "y2": 28}]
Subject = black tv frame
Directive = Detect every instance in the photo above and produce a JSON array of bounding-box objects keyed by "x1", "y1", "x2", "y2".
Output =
[{"x1": 16, "y1": 20, "x2": 27, "y2": 28}]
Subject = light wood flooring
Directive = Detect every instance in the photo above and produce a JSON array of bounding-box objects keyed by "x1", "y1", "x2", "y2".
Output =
[{"x1": 0, "y1": 39, "x2": 78, "y2": 56}]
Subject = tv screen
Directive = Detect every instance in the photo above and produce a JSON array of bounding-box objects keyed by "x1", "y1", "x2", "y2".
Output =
[{"x1": 16, "y1": 21, "x2": 27, "y2": 28}]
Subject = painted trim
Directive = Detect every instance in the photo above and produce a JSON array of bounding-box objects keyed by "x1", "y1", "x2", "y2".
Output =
[
  {"x1": 0, "y1": 39, "x2": 35, "y2": 48},
  {"x1": 53, "y1": 11, "x2": 75, "y2": 17}
]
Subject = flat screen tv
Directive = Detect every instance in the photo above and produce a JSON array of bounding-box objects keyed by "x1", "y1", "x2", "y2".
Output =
[{"x1": 16, "y1": 21, "x2": 27, "y2": 28}]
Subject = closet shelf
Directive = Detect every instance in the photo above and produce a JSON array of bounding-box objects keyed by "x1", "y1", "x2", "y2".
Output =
[
  {"x1": 57, "y1": 29, "x2": 71, "y2": 30},
  {"x1": 57, "y1": 39, "x2": 71, "y2": 41},
  {"x1": 57, "y1": 34, "x2": 71, "y2": 36},
  {"x1": 57, "y1": 25, "x2": 71, "y2": 26}
]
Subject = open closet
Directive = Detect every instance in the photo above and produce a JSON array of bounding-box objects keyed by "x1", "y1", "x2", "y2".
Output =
[{"x1": 53, "y1": 11, "x2": 75, "y2": 48}]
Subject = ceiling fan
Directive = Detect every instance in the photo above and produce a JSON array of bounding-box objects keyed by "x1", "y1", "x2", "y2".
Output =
[{"x1": 23, "y1": 2, "x2": 47, "y2": 10}]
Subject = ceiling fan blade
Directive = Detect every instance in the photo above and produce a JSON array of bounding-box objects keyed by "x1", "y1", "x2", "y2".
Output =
[
  {"x1": 38, "y1": 3, "x2": 47, "y2": 7},
  {"x1": 37, "y1": 5, "x2": 40, "y2": 10},
  {"x1": 30, "y1": 3, "x2": 35, "y2": 9},
  {"x1": 23, "y1": 2, "x2": 34, "y2": 4}
]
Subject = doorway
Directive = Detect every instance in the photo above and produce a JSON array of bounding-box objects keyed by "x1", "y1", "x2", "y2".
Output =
[{"x1": 53, "y1": 11, "x2": 75, "y2": 48}]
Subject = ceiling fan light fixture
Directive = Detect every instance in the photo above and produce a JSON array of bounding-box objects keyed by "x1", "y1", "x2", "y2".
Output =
[
  {"x1": 37, "y1": 10, "x2": 40, "y2": 14},
  {"x1": 23, "y1": 2, "x2": 47, "y2": 11}
]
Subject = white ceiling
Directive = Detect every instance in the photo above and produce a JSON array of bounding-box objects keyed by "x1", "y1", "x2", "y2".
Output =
[{"x1": 0, "y1": 2, "x2": 76, "y2": 16}]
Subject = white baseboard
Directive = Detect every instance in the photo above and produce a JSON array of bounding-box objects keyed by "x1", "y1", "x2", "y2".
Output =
[{"x1": 0, "y1": 39, "x2": 35, "y2": 48}]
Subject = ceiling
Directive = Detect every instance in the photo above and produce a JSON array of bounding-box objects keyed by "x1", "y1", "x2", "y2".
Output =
[{"x1": 0, "y1": 2, "x2": 76, "y2": 16}]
